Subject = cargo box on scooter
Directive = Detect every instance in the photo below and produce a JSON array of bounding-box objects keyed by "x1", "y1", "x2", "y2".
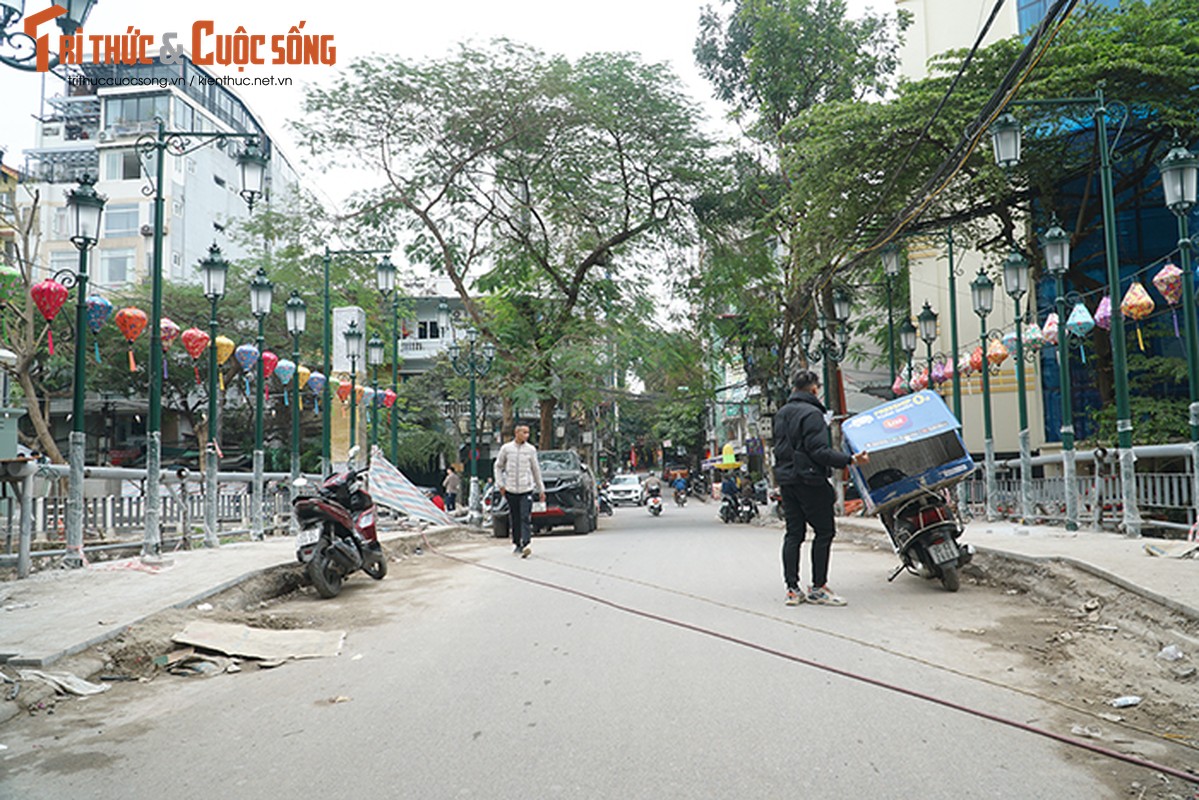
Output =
[{"x1": 840, "y1": 390, "x2": 975, "y2": 515}]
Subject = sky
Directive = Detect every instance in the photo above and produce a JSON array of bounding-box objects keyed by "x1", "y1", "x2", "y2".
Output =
[{"x1": 0, "y1": 0, "x2": 887, "y2": 212}]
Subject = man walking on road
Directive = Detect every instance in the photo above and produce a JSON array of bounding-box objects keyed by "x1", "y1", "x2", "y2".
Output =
[
  {"x1": 773, "y1": 370, "x2": 869, "y2": 606},
  {"x1": 495, "y1": 425, "x2": 545, "y2": 558},
  {"x1": 442, "y1": 467, "x2": 461, "y2": 512}
]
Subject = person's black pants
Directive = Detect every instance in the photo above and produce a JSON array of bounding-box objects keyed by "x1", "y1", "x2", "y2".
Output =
[
  {"x1": 507, "y1": 491, "x2": 532, "y2": 548},
  {"x1": 780, "y1": 480, "x2": 837, "y2": 590}
]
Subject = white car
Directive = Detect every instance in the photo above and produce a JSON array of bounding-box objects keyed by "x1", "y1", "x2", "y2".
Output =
[{"x1": 607, "y1": 474, "x2": 644, "y2": 506}]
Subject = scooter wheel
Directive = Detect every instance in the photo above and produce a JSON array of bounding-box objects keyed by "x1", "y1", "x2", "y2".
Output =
[
  {"x1": 308, "y1": 553, "x2": 343, "y2": 598},
  {"x1": 363, "y1": 551, "x2": 388, "y2": 580},
  {"x1": 939, "y1": 564, "x2": 961, "y2": 592}
]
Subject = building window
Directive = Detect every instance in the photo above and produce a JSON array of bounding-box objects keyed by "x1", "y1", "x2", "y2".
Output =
[
  {"x1": 103, "y1": 204, "x2": 139, "y2": 237},
  {"x1": 99, "y1": 249, "x2": 135, "y2": 287},
  {"x1": 50, "y1": 250, "x2": 76, "y2": 275},
  {"x1": 105, "y1": 94, "x2": 169, "y2": 130},
  {"x1": 104, "y1": 150, "x2": 144, "y2": 181},
  {"x1": 417, "y1": 320, "x2": 441, "y2": 340}
]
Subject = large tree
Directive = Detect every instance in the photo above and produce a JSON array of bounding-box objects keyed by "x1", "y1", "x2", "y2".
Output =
[{"x1": 294, "y1": 40, "x2": 713, "y2": 446}]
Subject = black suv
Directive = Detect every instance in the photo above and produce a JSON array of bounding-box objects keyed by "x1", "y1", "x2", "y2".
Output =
[{"x1": 489, "y1": 449, "x2": 598, "y2": 537}]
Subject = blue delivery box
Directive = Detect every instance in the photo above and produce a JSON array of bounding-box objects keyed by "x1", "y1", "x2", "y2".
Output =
[{"x1": 840, "y1": 390, "x2": 975, "y2": 515}]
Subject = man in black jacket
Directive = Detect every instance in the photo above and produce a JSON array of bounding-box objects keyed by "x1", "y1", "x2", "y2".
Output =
[{"x1": 773, "y1": 370, "x2": 869, "y2": 606}]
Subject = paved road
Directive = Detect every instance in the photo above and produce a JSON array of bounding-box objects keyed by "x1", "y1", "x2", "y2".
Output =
[{"x1": 2, "y1": 501, "x2": 1131, "y2": 798}]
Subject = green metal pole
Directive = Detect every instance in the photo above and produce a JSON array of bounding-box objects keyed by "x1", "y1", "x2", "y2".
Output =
[
  {"x1": 980, "y1": 318, "x2": 997, "y2": 521},
  {"x1": 390, "y1": 294, "x2": 400, "y2": 464},
  {"x1": 64, "y1": 245, "x2": 89, "y2": 565},
  {"x1": 1095, "y1": 89, "x2": 1140, "y2": 535},
  {"x1": 887, "y1": 277, "x2": 896, "y2": 389},
  {"x1": 253, "y1": 314, "x2": 265, "y2": 540},
  {"x1": 204, "y1": 294, "x2": 220, "y2": 548},
  {"x1": 468, "y1": 351, "x2": 479, "y2": 517},
  {"x1": 1055, "y1": 278, "x2": 1078, "y2": 531},
  {"x1": 370, "y1": 363, "x2": 379, "y2": 454},
  {"x1": 947, "y1": 228, "x2": 962, "y2": 420},
  {"x1": 1014, "y1": 297, "x2": 1030, "y2": 523},
  {"x1": 349, "y1": 354, "x2": 358, "y2": 454},
  {"x1": 291, "y1": 330, "x2": 302, "y2": 487},
  {"x1": 143, "y1": 121, "x2": 167, "y2": 556},
  {"x1": 322, "y1": 247, "x2": 332, "y2": 477},
  {"x1": 1175, "y1": 213, "x2": 1199, "y2": 532}
]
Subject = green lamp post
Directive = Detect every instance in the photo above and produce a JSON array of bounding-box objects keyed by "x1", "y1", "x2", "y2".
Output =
[
  {"x1": 1003, "y1": 250, "x2": 1032, "y2": 523},
  {"x1": 1043, "y1": 219, "x2": 1079, "y2": 531},
  {"x1": 285, "y1": 291, "x2": 307, "y2": 491},
  {"x1": 449, "y1": 327, "x2": 496, "y2": 526},
  {"x1": 62, "y1": 174, "x2": 106, "y2": 566},
  {"x1": 249, "y1": 267, "x2": 273, "y2": 541},
  {"x1": 918, "y1": 301, "x2": 938, "y2": 377},
  {"x1": 971, "y1": 269, "x2": 998, "y2": 521},
  {"x1": 199, "y1": 244, "x2": 229, "y2": 548},
  {"x1": 881, "y1": 243, "x2": 901, "y2": 390},
  {"x1": 343, "y1": 319, "x2": 363, "y2": 460},
  {"x1": 374, "y1": 254, "x2": 401, "y2": 464},
  {"x1": 367, "y1": 333, "x2": 385, "y2": 458}
]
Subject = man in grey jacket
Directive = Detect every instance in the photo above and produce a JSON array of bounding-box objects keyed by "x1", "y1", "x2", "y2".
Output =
[
  {"x1": 495, "y1": 425, "x2": 546, "y2": 557},
  {"x1": 773, "y1": 370, "x2": 868, "y2": 606}
]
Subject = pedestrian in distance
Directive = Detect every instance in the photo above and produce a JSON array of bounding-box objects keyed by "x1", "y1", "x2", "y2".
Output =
[
  {"x1": 773, "y1": 370, "x2": 869, "y2": 607},
  {"x1": 442, "y1": 466, "x2": 461, "y2": 512},
  {"x1": 495, "y1": 424, "x2": 545, "y2": 558}
]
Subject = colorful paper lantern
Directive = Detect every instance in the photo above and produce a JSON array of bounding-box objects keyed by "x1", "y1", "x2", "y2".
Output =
[
  {"x1": 85, "y1": 295, "x2": 113, "y2": 362},
  {"x1": 1042, "y1": 312, "x2": 1059, "y2": 346},
  {"x1": 1153, "y1": 263, "x2": 1184, "y2": 337},
  {"x1": 261, "y1": 350, "x2": 279, "y2": 380},
  {"x1": 296, "y1": 365, "x2": 311, "y2": 410},
  {"x1": 30, "y1": 278, "x2": 69, "y2": 355},
  {"x1": 987, "y1": 337, "x2": 1009, "y2": 368},
  {"x1": 957, "y1": 351, "x2": 974, "y2": 378},
  {"x1": 891, "y1": 373, "x2": 908, "y2": 397},
  {"x1": 307, "y1": 371, "x2": 326, "y2": 415},
  {"x1": 114, "y1": 306, "x2": 148, "y2": 371},
  {"x1": 1121, "y1": 281, "x2": 1155, "y2": 351},
  {"x1": 234, "y1": 343, "x2": 259, "y2": 373},
  {"x1": 275, "y1": 359, "x2": 296, "y2": 405},
  {"x1": 1023, "y1": 321, "x2": 1043, "y2": 351},
  {"x1": 214, "y1": 335, "x2": 235, "y2": 390},
  {"x1": 970, "y1": 345, "x2": 984, "y2": 374},
  {"x1": 382, "y1": 388, "x2": 397, "y2": 408},
  {"x1": 0, "y1": 262, "x2": 21, "y2": 304},
  {"x1": 1094, "y1": 295, "x2": 1112, "y2": 331},
  {"x1": 181, "y1": 327, "x2": 210, "y2": 384}
]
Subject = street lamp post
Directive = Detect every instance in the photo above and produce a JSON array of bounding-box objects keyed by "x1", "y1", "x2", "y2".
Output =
[
  {"x1": 199, "y1": 244, "x2": 228, "y2": 548},
  {"x1": 881, "y1": 243, "x2": 901, "y2": 390},
  {"x1": 0, "y1": 0, "x2": 98, "y2": 71},
  {"x1": 321, "y1": 248, "x2": 391, "y2": 476},
  {"x1": 1158, "y1": 139, "x2": 1199, "y2": 531},
  {"x1": 285, "y1": 291, "x2": 307, "y2": 492},
  {"x1": 1043, "y1": 219, "x2": 1079, "y2": 531},
  {"x1": 136, "y1": 124, "x2": 266, "y2": 555},
  {"x1": 991, "y1": 89, "x2": 1140, "y2": 535},
  {"x1": 368, "y1": 334, "x2": 385, "y2": 458},
  {"x1": 801, "y1": 289, "x2": 852, "y2": 514},
  {"x1": 374, "y1": 255, "x2": 401, "y2": 464},
  {"x1": 448, "y1": 327, "x2": 496, "y2": 526},
  {"x1": 972, "y1": 269, "x2": 999, "y2": 521},
  {"x1": 1003, "y1": 250, "x2": 1033, "y2": 523},
  {"x1": 918, "y1": 301, "x2": 938, "y2": 377},
  {"x1": 249, "y1": 268, "x2": 273, "y2": 541},
  {"x1": 899, "y1": 318, "x2": 917, "y2": 379},
  {"x1": 62, "y1": 174, "x2": 106, "y2": 566},
  {"x1": 343, "y1": 320, "x2": 363, "y2": 459}
]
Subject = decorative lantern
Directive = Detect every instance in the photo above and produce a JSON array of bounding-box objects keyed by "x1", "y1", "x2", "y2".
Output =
[
  {"x1": 113, "y1": 306, "x2": 148, "y2": 371},
  {"x1": 30, "y1": 278, "x2": 69, "y2": 355},
  {"x1": 1042, "y1": 312, "x2": 1059, "y2": 347},
  {"x1": 85, "y1": 295, "x2": 113, "y2": 361},
  {"x1": 1120, "y1": 281, "x2": 1154, "y2": 351},
  {"x1": 1152, "y1": 263, "x2": 1183, "y2": 337},
  {"x1": 181, "y1": 327, "x2": 211, "y2": 383},
  {"x1": 1094, "y1": 295, "x2": 1112, "y2": 331},
  {"x1": 214, "y1": 335, "x2": 235, "y2": 390}
]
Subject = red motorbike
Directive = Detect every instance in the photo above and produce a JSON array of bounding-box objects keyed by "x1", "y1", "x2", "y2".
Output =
[{"x1": 293, "y1": 455, "x2": 386, "y2": 598}]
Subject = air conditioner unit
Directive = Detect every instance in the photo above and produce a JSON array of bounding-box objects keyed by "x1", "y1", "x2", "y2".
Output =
[
  {"x1": 97, "y1": 130, "x2": 112, "y2": 143},
  {"x1": 140, "y1": 224, "x2": 153, "y2": 236}
]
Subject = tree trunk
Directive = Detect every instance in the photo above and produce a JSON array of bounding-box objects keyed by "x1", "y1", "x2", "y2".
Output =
[
  {"x1": 18, "y1": 369, "x2": 64, "y2": 463},
  {"x1": 539, "y1": 397, "x2": 555, "y2": 450},
  {"x1": 501, "y1": 395, "x2": 515, "y2": 443}
]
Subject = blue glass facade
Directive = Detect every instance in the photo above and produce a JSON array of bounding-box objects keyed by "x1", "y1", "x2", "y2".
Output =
[{"x1": 1019, "y1": 0, "x2": 1121, "y2": 34}]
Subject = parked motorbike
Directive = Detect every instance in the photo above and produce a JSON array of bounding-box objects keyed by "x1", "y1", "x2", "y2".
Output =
[
  {"x1": 880, "y1": 490, "x2": 972, "y2": 592},
  {"x1": 646, "y1": 486, "x2": 663, "y2": 517},
  {"x1": 719, "y1": 494, "x2": 738, "y2": 524},
  {"x1": 293, "y1": 448, "x2": 386, "y2": 598}
]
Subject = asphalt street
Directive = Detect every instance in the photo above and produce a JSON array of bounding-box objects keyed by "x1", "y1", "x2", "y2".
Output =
[{"x1": 0, "y1": 500, "x2": 1151, "y2": 798}]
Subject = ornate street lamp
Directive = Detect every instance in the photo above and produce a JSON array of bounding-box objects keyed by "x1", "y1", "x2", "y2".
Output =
[
  {"x1": 374, "y1": 254, "x2": 401, "y2": 464},
  {"x1": 1043, "y1": 218, "x2": 1079, "y2": 531},
  {"x1": 199, "y1": 243, "x2": 228, "y2": 548},
  {"x1": 971, "y1": 269, "x2": 999, "y2": 521},
  {"x1": 991, "y1": 89, "x2": 1140, "y2": 534},
  {"x1": 1159, "y1": 138, "x2": 1199, "y2": 529},
  {"x1": 237, "y1": 141, "x2": 267, "y2": 212},
  {"x1": 449, "y1": 326, "x2": 496, "y2": 526},
  {"x1": 137, "y1": 124, "x2": 266, "y2": 555},
  {"x1": 899, "y1": 318, "x2": 917, "y2": 376},
  {"x1": 285, "y1": 291, "x2": 307, "y2": 493},
  {"x1": 367, "y1": 333, "x2": 385, "y2": 457},
  {"x1": 881, "y1": 243, "x2": 901, "y2": 389},
  {"x1": 917, "y1": 300, "x2": 938, "y2": 375},
  {"x1": 0, "y1": 0, "x2": 98, "y2": 71},
  {"x1": 249, "y1": 268, "x2": 273, "y2": 541},
  {"x1": 1002, "y1": 249, "x2": 1033, "y2": 523},
  {"x1": 343, "y1": 319, "x2": 363, "y2": 458},
  {"x1": 62, "y1": 174, "x2": 106, "y2": 566}
]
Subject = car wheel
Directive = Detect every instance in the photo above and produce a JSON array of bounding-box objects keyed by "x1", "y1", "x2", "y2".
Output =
[{"x1": 492, "y1": 515, "x2": 509, "y2": 539}]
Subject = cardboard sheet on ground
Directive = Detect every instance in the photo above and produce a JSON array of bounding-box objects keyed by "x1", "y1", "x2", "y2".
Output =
[{"x1": 171, "y1": 620, "x2": 345, "y2": 661}]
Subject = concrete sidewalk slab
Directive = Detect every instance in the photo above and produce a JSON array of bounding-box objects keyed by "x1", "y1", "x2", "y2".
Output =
[{"x1": 0, "y1": 525, "x2": 470, "y2": 668}]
